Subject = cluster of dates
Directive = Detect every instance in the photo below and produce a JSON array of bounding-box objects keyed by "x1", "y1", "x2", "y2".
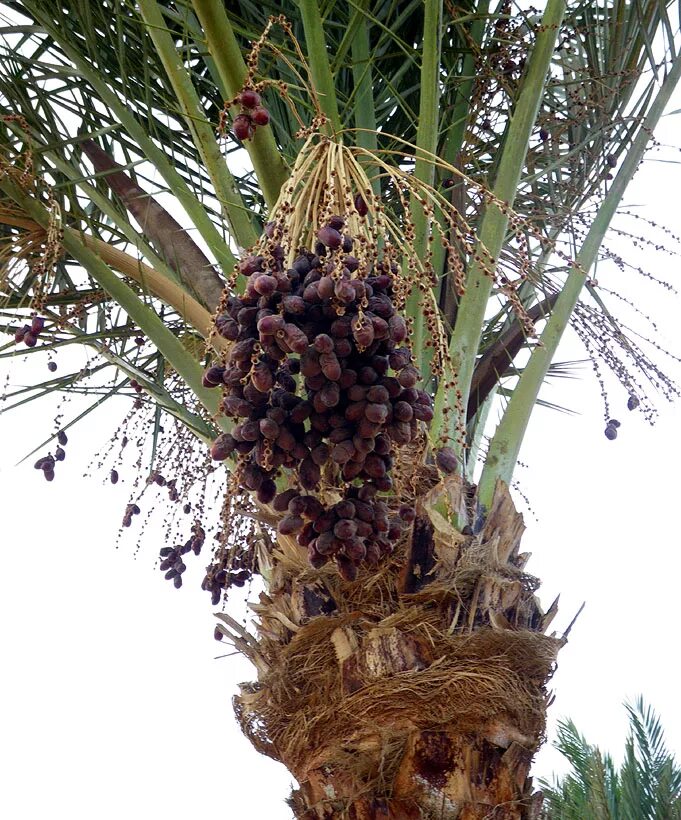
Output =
[
  {"x1": 33, "y1": 429, "x2": 68, "y2": 482},
  {"x1": 233, "y1": 88, "x2": 270, "y2": 142},
  {"x1": 15, "y1": 315, "x2": 46, "y2": 348},
  {"x1": 158, "y1": 524, "x2": 206, "y2": 590},
  {"x1": 604, "y1": 418, "x2": 620, "y2": 441},
  {"x1": 205, "y1": 216, "x2": 435, "y2": 580},
  {"x1": 203, "y1": 550, "x2": 253, "y2": 606},
  {"x1": 273, "y1": 486, "x2": 416, "y2": 581}
]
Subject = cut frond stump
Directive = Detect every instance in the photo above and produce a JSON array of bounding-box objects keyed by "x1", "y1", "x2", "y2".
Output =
[{"x1": 233, "y1": 480, "x2": 562, "y2": 818}]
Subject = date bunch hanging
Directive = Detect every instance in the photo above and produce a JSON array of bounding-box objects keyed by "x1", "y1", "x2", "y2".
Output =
[{"x1": 205, "y1": 138, "x2": 451, "y2": 582}]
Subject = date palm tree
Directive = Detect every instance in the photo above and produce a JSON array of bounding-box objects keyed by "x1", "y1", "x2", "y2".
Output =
[
  {"x1": 540, "y1": 698, "x2": 681, "y2": 819},
  {"x1": 1, "y1": 1, "x2": 680, "y2": 817}
]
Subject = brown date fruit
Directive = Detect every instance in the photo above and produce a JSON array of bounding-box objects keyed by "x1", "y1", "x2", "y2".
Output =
[{"x1": 299, "y1": 457, "x2": 321, "y2": 490}]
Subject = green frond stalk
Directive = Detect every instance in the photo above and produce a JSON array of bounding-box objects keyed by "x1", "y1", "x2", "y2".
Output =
[
  {"x1": 466, "y1": 390, "x2": 495, "y2": 483},
  {"x1": 190, "y1": 0, "x2": 289, "y2": 209},
  {"x1": 18, "y1": 2, "x2": 237, "y2": 277},
  {"x1": 406, "y1": 0, "x2": 442, "y2": 369},
  {"x1": 433, "y1": 0, "x2": 566, "y2": 453},
  {"x1": 0, "y1": 207, "x2": 219, "y2": 343},
  {"x1": 441, "y1": 2, "x2": 490, "y2": 170},
  {"x1": 414, "y1": 0, "x2": 443, "y2": 171},
  {"x1": 431, "y1": 1, "x2": 489, "y2": 326},
  {"x1": 137, "y1": 0, "x2": 258, "y2": 251},
  {"x1": 350, "y1": 0, "x2": 378, "y2": 172},
  {"x1": 0, "y1": 177, "x2": 226, "y2": 437},
  {"x1": 297, "y1": 0, "x2": 342, "y2": 134},
  {"x1": 477, "y1": 48, "x2": 681, "y2": 510},
  {"x1": 38, "y1": 144, "x2": 186, "y2": 290}
]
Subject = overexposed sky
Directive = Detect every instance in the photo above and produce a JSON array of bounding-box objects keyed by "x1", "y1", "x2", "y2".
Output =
[{"x1": 2, "y1": 59, "x2": 681, "y2": 820}]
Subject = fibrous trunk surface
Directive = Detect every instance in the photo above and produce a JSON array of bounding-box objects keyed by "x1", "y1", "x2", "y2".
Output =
[{"x1": 229, "y1": 477, "x2": 562, "y2": 818}]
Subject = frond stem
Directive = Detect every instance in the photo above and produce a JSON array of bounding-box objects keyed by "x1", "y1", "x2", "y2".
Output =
[
  {"x1": 138, "y1": 0, "x2": 258, "y2": 251},
  {"x1": 191, "y1": 0, "x2": 289, "y2": 209},
  {"x1": 297, "y1": 0, "x2": 342, "y2": 134},
  {"x1": 406, "y1": 0, "x2": 443, "y2": 375},
  {"x1": 0, "y1": 179, "x2": 229, "y2": 436},
  {"x1": 477, "y1": 49, "x2": 681, "y2": 509},
  {"x1": 433, "y1": 0, "x2": 566, "y2": 456}
]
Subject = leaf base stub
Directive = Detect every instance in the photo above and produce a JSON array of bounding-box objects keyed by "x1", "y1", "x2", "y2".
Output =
[{"x1": 233, "y1": 481, "x2": 562, "y2": 818}]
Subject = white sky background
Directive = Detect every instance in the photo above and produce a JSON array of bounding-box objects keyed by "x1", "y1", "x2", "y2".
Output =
[{"x1": 2, "y1": 31, "x2": 681, "y2": 820}]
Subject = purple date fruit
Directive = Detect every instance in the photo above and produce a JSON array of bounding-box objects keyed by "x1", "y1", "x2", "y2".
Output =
[
  {"x1": 317, "y1": 226, "x2": 342, "y2": 249},
  {"x1": 273, "y1": 489, "x2": 299, "y2": 512},
  {"x1": 233, "y1": 114, "x2": 254, "y2": 141},
  {"x1": 210, "y1": 433, "x2": 236, "y2": 461},
  {"x1": 336, "y1": 555, "x2": 358, "y2": 582},
  {"x1": 354, "y1": 193, "x2": 368, "y2": 217},
  {"x1": 257, "y1": 479, "x2": 277, "y2": 504},
  {"x1": 252, "y1": 106, "x2": 270, "y2": 126},
  {"x1": 334, "y1": 519, "x2": 357, "y2": 541},
  {"x1": 239, "y1": 89, "x2": 261, "y2": 109},
  {"x1": 399, "y1": 505, "x2": 416, "y2": 523},
  {"x1": 279, "y1": 514, "x2": 304, "y2": 535},
  {"x1": 257, "y1": 314, "x2": 285, "y2": 335},
  {"x1": 398, "y1": 366, "x2": 419, "y2": 388},
  {"x1": 435, "y1": 447, "x2": 458, "y2": 474},
  {"x1": 203, "y1": 365, "x2": 225, "y2": 387},
  {"x1": 253, "y1": 274, "x2": 278, "y2": 296}
]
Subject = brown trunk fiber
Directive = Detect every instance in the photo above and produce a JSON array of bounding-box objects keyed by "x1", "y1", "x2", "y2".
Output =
[{"x1": 227, "y1": 477, "x2": 562, "y2": 819}]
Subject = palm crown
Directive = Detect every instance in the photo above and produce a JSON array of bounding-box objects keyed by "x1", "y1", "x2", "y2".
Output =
[{"x1": 1, "y1": 1, "x2": 680, "y2": 816}]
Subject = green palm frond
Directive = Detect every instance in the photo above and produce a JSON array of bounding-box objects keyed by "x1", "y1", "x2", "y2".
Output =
[
  {"x1": 0, "y1": 0, "x2": 679, "y2": 499},
  {"x1": 540, "y1": 699, "x2": 681, "y2": 820}
]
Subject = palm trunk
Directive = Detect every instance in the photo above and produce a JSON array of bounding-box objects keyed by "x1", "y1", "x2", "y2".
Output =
[{"x1": 232, "y1": 478, "x2": 561, "y2": 818}]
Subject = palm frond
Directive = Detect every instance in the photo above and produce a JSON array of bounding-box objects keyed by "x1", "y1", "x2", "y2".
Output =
[
  {"x1": 1, "y1": 0, "x2": 679, "y2": 504},
  {"x1": 541, "y1": 699, "x2": 681, "y2": 820}
]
